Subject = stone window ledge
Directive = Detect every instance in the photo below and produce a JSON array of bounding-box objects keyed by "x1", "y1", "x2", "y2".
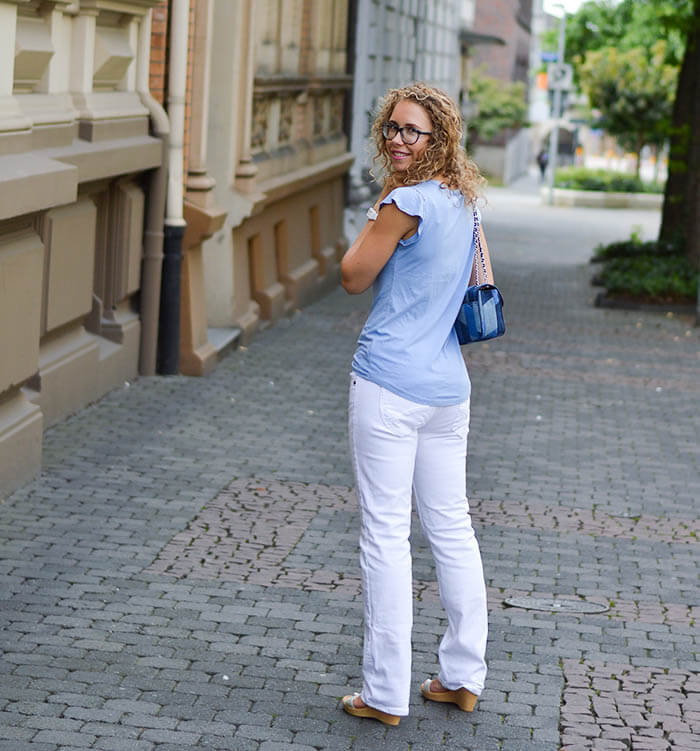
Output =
[{"x1": 0, "y1": 153, "x2": 77, "y2": 221}]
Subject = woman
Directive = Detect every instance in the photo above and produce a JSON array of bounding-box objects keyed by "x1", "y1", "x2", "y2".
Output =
[{"x1": 340, "y1": 83, "x2": 490, "y2": 726}]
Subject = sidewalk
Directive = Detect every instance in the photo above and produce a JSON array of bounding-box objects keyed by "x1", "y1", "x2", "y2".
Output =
[{"x1": 1, "y1": 177, "x2": 699, "y2": 751}]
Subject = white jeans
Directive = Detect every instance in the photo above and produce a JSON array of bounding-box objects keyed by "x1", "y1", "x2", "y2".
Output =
[{"x1": 348, "y1": 373, "x2": 488, "y2": 716}]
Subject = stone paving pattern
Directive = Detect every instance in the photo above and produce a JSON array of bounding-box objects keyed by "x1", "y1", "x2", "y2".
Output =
[{"x1": 1, "y1": 178, "x2": 698, "y2": 750}]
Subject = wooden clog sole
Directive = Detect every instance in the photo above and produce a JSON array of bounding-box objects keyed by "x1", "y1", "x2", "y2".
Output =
[{"x1": 421, "y1": 680, "x2": 477, "y2": 712}]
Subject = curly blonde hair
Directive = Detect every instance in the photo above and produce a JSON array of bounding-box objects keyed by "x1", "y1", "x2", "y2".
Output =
[{"x1": 371, "y1": 82, "x2": 485, "y2": 203}]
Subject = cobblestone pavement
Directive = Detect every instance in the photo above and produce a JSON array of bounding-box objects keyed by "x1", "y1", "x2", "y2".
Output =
[{"x1": 1, "y1": 175, "x2": 698, "y2": 750}]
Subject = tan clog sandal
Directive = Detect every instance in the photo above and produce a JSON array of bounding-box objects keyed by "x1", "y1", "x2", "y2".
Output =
[
  {"x1": 341, "y1": 693, "x2": 400, "y2": 726},
  {"x1": 420, "y1": 678, "x2": 478, "y2": 712}
]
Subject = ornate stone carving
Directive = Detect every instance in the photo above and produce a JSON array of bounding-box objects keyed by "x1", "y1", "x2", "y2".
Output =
[
  {"x1": 329, "y1": 91, "x2": 344, "y2": 135},
  {"x1": 278, "y1": 95, "x2": 294, "y2": 144},
  {"x1": 312, "y1": 94, "x2": 325, "y2": 138},
  {"x1": 251, "y1": 96, "x2": 269, "y2": 152}
]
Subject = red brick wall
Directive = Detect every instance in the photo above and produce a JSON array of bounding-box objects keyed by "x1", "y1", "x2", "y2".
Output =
[
  {"x1": 471, "y1": 0, "x2": 531, "y2": 87},
  {"x1": 149, "y1": 1, "x2": 168, "y2": 105}
]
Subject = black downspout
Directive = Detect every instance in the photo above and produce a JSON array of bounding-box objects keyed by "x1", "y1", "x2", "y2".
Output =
[{"x1": 157, "y1": 223, "x2": 185, "y2": 374}]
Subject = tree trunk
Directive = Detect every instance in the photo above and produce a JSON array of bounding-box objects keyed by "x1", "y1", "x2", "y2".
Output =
[
  {"x1": 658, "y1": 0, "x2": 699, "y2": 261},
  {"x1": 685, "y1": 3, "x2": 700, "y2": 270}
]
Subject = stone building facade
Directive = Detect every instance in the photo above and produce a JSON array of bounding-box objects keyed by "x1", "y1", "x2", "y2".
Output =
[
  {"x1": 0, "y1": 0, "x2": 165, "y2": 495},
  {"x1": 0, "y1": 0, "x2": 356, "y2": 496},
  {"x1": 201, "y1": 0, "x2": 353, "y2": 341}
]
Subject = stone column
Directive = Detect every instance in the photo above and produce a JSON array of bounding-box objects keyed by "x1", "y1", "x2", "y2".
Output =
[
  {"x1": 234, "y1": 0, "x2": 258, "y2": 189},
  {"x1": 180, "y1": 0, "x2": 226, "y2": 376}
]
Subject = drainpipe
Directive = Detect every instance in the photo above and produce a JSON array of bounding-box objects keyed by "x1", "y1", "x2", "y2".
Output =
[
  {"x1": 136, "y1": 8, "x2": 169, "y2": 376},
  {"x1": 158, "y1": 0, "x2": 189, "y2": 374}
]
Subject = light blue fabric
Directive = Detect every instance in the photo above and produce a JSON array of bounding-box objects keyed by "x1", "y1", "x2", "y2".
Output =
[{"x1": 351, "y1": 180, "x2": 479, "y2": 406}]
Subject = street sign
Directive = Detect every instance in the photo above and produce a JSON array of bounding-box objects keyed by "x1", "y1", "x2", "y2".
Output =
[
  {"x1": 541, "y1": 51, "x2": 559, "y2": 62},
  {"x1": 547, "y1": 62, "x2": 573, "y2": 91}
]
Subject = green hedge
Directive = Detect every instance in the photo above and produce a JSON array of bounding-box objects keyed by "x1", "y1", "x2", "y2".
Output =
[
  {"x1": 592, "y1": 237, "x2": 681, "y2": 261},
  {"x1": 600, "y1": 255, "x2": 697, "y2": 301},
  {"x1": 593, "y1": 236, "x2": 696, "y2": 302},
  {"x1": 555, "y1": 167, "x2": 663, "y2": 194}
]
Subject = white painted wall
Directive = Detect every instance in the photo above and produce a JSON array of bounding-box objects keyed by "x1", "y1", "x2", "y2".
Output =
[{"x1": 348, "y1": 0, "x2": 461, "y2": 201}]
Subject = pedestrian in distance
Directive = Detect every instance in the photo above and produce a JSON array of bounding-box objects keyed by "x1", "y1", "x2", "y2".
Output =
[
  {"x1": 340, "y1": 82, "x2": 490, "y2": 726},
  {"x1": 537, "y1": 148, "x2": 548, "y2": 180}
]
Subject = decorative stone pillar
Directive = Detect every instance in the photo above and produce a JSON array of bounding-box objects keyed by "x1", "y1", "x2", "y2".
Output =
[
  {"x1": 180, "y1": 0, "x2": 226, "y2": 377},
  {"x1": 203, "y1": 0, "x2": 262, "y2": 339},
  {"x1": 234, "y1": 0, "x2": 258, "y2": 190}
]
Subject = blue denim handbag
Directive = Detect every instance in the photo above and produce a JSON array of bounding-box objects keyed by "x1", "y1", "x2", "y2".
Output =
[{"x1": 454, "y1": 208, "x2": 505, "y2": 345}]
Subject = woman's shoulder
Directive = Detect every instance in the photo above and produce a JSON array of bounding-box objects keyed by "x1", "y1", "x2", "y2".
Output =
[
  {"x1": 383, "y1": 181, "x2": 467, "y2": 221},
  {"x1": 387, "y1": 180, "x2": 458, "y2": 206},
  {"x1": 387, "y1": 181, "x2": 431, "y2": 197},
  {"x1": 422, "y1": 180, "x2": 467, "y2": 213},
  {"x1": 382, "y1": 182, "x2": 429, "y2": 217}
]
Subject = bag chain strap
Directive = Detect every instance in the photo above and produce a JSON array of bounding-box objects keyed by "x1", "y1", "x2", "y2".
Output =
[{"x1": 473, "y1": 207, "x2": 488, "y2": 286}]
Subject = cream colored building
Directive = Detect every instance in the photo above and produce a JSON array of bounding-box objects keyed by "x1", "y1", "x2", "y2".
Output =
[
  {"x1": 0, "y1": 0, "x2": 165, "y2": 495},
  {"x1": 202, "y1": 0, "x2": 353, "y2": 342},
  {"x1": 1, "y1": 0, "x2": 494, "y2": 499}
]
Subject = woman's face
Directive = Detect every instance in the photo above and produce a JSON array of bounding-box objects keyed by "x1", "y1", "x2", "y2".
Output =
[{"x1": 384, "y1": 99, "x2": 432, "y2": 172}]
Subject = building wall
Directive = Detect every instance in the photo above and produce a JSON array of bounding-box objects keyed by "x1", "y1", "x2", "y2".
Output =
[
  {"x1": 466, "y1": 0, "x2": 533, "y2": 183},
  {"x1": 203, "y1": 0, "x2": 353, "y2": 339},
  {"x1": 0, "y1": 0, "x2": 164, "y2": 497},
  {"x1": 348, "y1": 0, "x2": 462, "y2": 201},
  {"x1": 470, "y1": 0, "x2": 532, "y2": 87}
]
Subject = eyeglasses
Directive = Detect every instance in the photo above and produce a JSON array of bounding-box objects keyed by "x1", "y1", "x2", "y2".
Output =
[{"x1": 381, "y1": 121, "x2": 432, "y2": 145}]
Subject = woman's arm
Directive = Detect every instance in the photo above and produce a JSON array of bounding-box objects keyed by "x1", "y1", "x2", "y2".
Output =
[{"x1": 341, "y1": 197, "x2": 418, "y2": 295}]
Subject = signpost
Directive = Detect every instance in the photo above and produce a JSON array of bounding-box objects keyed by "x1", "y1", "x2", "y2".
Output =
[
  {"x1": 547, "y1": 7, "x2": 569, "y2": 205},
  {"x1": 547, "y1": 62, "x2": 573, "y2": 91}
]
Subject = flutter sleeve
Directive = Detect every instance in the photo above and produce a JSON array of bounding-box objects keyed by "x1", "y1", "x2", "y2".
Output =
[{"x1": 380, "y1": 185, "x2": 425, "y2": 247}]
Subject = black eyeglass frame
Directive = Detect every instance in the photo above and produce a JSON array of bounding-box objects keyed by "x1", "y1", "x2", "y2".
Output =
[{"x1": 381, "y1": 121, "x2": 432, "y2": 145}]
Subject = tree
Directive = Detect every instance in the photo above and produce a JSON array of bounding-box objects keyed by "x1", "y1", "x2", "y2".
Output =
[
  {"x1": 559, "y1": 0, "x2": 698, "y2": 270},
  {"x1": 466, "y1": 67, "x2": 529, "y2": 146},
  {"x1": 577, "y1": 42, "x2": 677, "y2": 176},
  {"x1": 659, "y1": 0, "x2": 700, "y2": 270},
  {"x1": 562, "y1": 0, "x2": 687, "y2": 71}
]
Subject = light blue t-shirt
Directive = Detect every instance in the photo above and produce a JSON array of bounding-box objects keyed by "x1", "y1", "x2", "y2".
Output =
[{"x1": 351, "y1": 179, "x2": 479, "y2": 406}]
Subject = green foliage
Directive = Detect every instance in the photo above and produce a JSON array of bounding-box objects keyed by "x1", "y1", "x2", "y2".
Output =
[
  {"x1": 563, "y1": 0, "x2": 691, "y2": 73},
  {"x1": 555, "y1": 167, "x2": 663, "y2": 193},
  {"x1": 577, "y1": 41, "x2": 677, "y2": 165},
  {"x1": 599, "y1": 255, "x2": 697, "y2": 300},
  {"x1": 592, "y1": 236, "x2": 682, "y2": 261},
  {"x1": 467, "y1": 66, "x2": 529, "y2": 143},
  {"x1": 593, "y1": 232, "x2": 696, "y2": 301}
]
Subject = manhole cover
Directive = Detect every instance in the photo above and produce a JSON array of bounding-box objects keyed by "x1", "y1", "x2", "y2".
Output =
[{"x1": 504, "y1": 596, "x2": 609, "y2": 614}]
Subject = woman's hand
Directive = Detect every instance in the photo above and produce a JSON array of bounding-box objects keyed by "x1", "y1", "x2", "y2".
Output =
[{"x1": 341, "y1": 200, "x2": 418, "y2": 295}]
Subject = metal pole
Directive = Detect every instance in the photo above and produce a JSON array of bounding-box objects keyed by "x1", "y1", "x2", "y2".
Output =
[{"x1": 547, "y1": 6, "x2": 567, "y2": 205}]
